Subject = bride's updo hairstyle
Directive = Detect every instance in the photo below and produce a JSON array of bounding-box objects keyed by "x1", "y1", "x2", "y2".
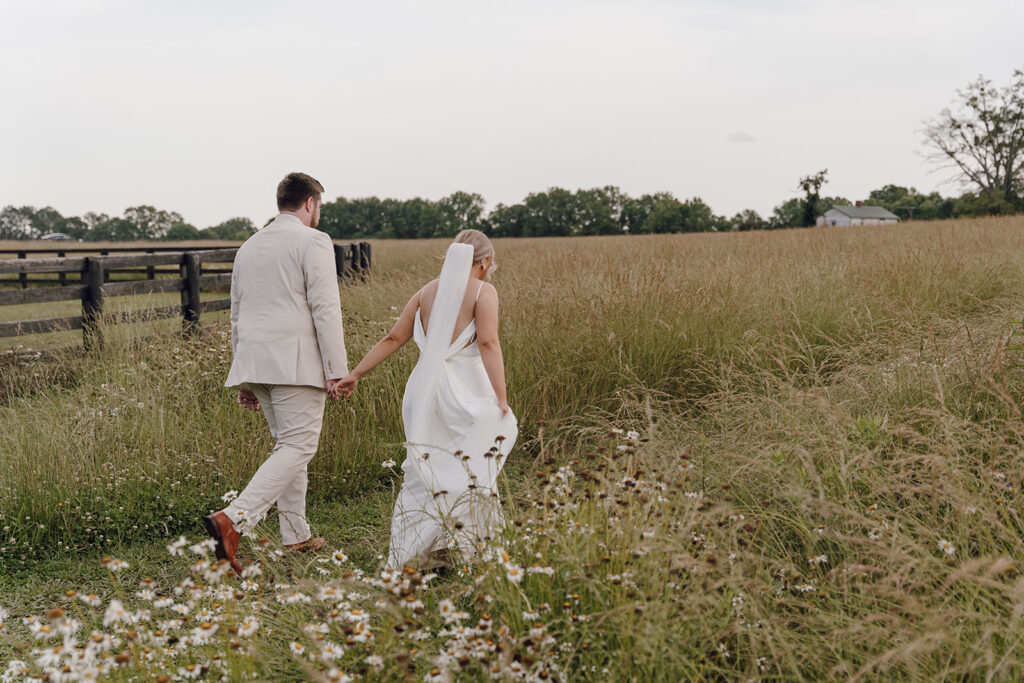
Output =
[{"x1": 453, "y1": 229, "x2": 494, "y2": 265}]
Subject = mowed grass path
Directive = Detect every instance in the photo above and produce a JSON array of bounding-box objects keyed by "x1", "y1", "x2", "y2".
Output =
[{"x1": 3, "y1": 219, "x2": 1024, "y2": 679}]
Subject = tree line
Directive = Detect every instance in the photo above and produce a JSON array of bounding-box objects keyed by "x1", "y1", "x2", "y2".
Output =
[
  {"x1": 0, "y1": 205, "x2": 257, "y2": 242},
  {"x1": 1, "y1": 182, "x2": 1018, "y2": 243},
  {"x1": 3, "y1": 67, "x2": 1021, "y2": 242}
]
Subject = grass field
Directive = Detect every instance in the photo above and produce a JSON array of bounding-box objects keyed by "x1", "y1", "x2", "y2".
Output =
[{"x1": 3, "y1": 218, "x2": 1024, "y2": 680}]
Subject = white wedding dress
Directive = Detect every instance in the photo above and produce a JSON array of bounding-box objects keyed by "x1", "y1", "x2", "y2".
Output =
[{"x1": 386, "y1": 243, "x2": 518, "y2": 569}]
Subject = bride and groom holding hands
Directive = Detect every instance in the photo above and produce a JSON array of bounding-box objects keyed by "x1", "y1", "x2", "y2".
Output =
[{"x1": 203, "y1": 172, "x2": 518, "y2": 574}]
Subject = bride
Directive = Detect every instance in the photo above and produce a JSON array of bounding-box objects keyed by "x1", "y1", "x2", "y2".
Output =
[{"x1": 333, "y1": 230, "x2": 517, "y2": 569}]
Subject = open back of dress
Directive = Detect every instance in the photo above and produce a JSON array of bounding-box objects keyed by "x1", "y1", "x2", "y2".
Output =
[{"x1": 387, "y1": 243, "x2": 518, "y2": 570}]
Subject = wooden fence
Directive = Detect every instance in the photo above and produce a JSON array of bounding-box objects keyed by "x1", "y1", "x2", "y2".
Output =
[
  {"x1": 0, "y1": 244, "x2": 346, "y2": 288},
  {"x1": 0, "y1": 241, "x2": 370, "y2": 349}
]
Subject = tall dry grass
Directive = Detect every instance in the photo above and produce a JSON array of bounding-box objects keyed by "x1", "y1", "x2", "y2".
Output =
[{"x1": 2, "y1": 217, "x2": 1024, "y2": 679}]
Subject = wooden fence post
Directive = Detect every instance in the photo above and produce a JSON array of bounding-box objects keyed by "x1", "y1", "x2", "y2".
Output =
[
  {"x1": 181, "y1": 253, "x2": 201, "y2": 335},
  {"x1": 146, "y1": 249, "x2": 155, "y2": 279},
  {"x1": 334, "y1": 244, "x2": 352, "y2": 279},
  {"x1": 359, "y1": 242, "x2": 371, "y2": 280},
  {"x1": 18, "y1": 251, "x2": 26, "y2": 289},
  {"x1": 349, "y1": 243, "x2": 360, "y2": 278},
  {"x1": 58, "y1": 251, "x2": 66, "y2": 285},
  {"x1": 83, "y1": 259, "x2": 105, "y2": 351}
]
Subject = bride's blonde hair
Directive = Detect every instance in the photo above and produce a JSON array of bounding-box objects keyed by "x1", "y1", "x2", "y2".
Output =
[{"x1": 453, "y1": 229, "x2": 494, "y2": 265}]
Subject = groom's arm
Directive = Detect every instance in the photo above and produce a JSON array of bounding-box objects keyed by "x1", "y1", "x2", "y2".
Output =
[
  {"x1": 302, "y1": 231, "x2": 349, "y2": 381},
  {"x1": 229, "y1": 266, "x2": 240, "y2": 354}
]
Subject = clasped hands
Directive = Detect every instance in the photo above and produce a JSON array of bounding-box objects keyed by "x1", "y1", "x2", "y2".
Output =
[
  {"x1": 327, "y1": 373, "x2": 359, "y2": 400},
  {"x1": 235, "y1": 374, "x2": 358, "y2": 411}
]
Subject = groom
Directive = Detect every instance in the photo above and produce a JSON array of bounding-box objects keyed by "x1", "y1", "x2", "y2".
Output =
[{"x1": 204, "y1": 172, "x2": 348, "y2": 574}]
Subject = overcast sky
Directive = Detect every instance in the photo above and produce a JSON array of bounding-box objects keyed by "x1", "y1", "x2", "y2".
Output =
[{"x1": 1, "y1": 0, "x2": 1022, "y2": 227}]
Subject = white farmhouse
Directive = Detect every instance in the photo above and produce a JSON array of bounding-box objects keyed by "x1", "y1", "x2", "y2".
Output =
[{"x1": 817, "y1": 203, "x2": 900, "y2": 226}]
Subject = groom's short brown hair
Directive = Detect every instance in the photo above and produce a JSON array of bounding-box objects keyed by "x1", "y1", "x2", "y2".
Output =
[{"x1": 277, "y1": 172, "x2": 325, "y2": 211}]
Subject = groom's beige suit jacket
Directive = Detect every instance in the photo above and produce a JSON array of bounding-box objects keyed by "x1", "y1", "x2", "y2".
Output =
[{"x1": 224, "y1": 213, "x2": 348, "y2": 390}]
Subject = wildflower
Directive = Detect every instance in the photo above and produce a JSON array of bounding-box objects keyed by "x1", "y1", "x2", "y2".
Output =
[
  {"x1": 938, "y1": 539, "x2": 955, "y2": 556},
  {"x1": 279, "y1": 591, "x2": 312, "y2": 604},
  {"x1": 320, "y1": 642, "x2": 345, "y2": 661},
  {"x1": 101, "y1": 557, "x2": 129, "y2": 572},
  {"x1": 221, "y1": 490, "x2": 239, "y2": 503},
  {"x1": 238, "y1": 615, "x2": 260, "y2": 638},
  {"x1": 438, "y1": 599, "x2": 457, "y2": 621},
  {"x1": 35, "y1": 644, "x2": 66, "y2": 668},
  {"x1": 505, "y1": 565, "x2": 524, "y2": 584},
  {"x1": 167, "y1": 536, "x2": 188, "y2": 556},
  {"x1": 964, "y1": 505, "x2": 978, "y2": 515},
  {"x1": 191, "y1": 621, "x2": 219, "y2": 645},
  {"x1": 382, "y1": 459, "x2": 397, "y2": 468},
  {"x1": 364, "y1": 655, "x2": 384, "y2": 669},
  {"x1": 808, "y1": 554, "x2": 827, "y2": 566},
  {"x1": 241, "y1": 562, "x2": 263, "y2": 579},
  {"x1": 177, "y1": 663, "x2": 203, "y2": 680},
  {"x1": 75, "y1": 593, "x2": 100, "y2": 609},
  {"x1": 153, "y1": 597, "x2": 174, "y2": 608},
  {"x1": 331, "y1": 550, "x2": 349, "y2": 566},
  {"x1": 136, "y1": 589, "x2": 155, "y2": 601},
  {"x1": 189, "y1": 539, "x2": 216, "y2": 556},
  {"x1": 290, "y1": 641, "x2": 307, "y2": 657},
  {"x1": 103, "y1": 599, "x2": 130, "y2": 626},
  {"x1": 305, "y1": 622, "x2": 330, "y2": 635},
  {"x1": 326, "y1": 669, "x2": 354, "y2": 683},
  {"x1": 28, "y1": 621, "x2": 55, "y2": 640},
  {"x1": 526, "y1": 565, "x2": 555, "y2": 575},
  {"x1": 424, "y1": 668, "x2": 447, "y2": 683},
  {"x1": 717, "y1": 642, "x2": 731, "y2": 659}
]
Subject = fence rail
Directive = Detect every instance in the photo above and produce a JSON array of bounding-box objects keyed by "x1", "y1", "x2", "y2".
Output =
[
  {"x1": 0, "y1": 244, "x2": 254, "y2": 288},
  {"x1": 0, "y1": 241, "x2": 370, "y2": 349}
]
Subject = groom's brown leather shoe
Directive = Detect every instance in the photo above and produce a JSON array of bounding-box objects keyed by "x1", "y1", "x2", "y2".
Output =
[
  {"x1": 204, "y1": 511, "x2": 243, "y2": 575},
  {"x1": 284, "y1": 536, "x2": 326, "y2": 553}
]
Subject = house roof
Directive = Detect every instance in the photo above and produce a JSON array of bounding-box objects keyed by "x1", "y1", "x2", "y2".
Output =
[{"x1": 827, "y1": 205, "x2": 899, "y2": 220}]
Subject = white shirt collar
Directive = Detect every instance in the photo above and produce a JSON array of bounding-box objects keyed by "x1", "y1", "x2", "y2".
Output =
[{"x1": 273, "y1": 213, "x2": 305, "y2": 227}]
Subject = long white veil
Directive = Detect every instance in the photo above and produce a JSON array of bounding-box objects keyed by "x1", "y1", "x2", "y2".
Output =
[{"x1": 402, "y1": 242, "x2": 474, "y2": 446}]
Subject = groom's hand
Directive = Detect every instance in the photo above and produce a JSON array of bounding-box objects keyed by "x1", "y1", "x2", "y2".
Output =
[
  {"x1": 330, "y1": 374, "x2": 359, "y2": 400},
  {"x1": 237, "y1": 389, "x2": 260, "y2": 411},
  {"x1": 326, "y1": 378, "x2": 344, "y2": 400}
]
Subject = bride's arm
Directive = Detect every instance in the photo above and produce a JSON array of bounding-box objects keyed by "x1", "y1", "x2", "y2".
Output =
[
  {"x1": 475, "y1": 284, "x2": 510, "y2": 416},
  {"x1": 332, "y1": 289, "x2": 421, "y2": 397}
]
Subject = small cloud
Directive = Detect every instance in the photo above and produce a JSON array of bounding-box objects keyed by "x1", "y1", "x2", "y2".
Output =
[{"x1": 728, "y1": 131, "x2": 756, "y2": 143}]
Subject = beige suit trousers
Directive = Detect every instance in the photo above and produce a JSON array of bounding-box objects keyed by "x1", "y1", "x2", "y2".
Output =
[{"x1": 224, "y1": 384, "x2": 326, "y2": 545}]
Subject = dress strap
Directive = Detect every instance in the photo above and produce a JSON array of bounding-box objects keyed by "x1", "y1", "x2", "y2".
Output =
[{"x1": 475, "y1": 281, "x2": 484, "y2": 302}]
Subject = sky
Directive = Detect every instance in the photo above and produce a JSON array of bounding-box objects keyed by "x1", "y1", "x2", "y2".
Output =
[{"x1": 1, "y1": 0, "x2": 1022, "y2": 228}]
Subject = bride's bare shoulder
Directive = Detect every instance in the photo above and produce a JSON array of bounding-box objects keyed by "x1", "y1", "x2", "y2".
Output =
[{"x1": 477, "y1": 281, "x2": 498, "y2": 299}]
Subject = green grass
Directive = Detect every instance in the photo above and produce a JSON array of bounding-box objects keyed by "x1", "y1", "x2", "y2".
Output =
[{"x1": 4, "y1": 218, "x2": 1024, "y2": 680}]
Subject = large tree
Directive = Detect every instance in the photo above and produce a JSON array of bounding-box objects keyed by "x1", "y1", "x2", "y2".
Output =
[
  {"x1": 924, "y1": 69, "x2": 1024, "y2": 204},
  {"x1": 797, "y1": 169, "x2": 828, "y2": 227},
  {"x1": 123, "y1": 206, "x2": 184, "y2": 240}
]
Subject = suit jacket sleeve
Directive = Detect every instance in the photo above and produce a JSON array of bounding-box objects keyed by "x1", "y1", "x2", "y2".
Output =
[
  {"x1": 303, "y1": 231, "x2": 349, "y2": 380},
  {"x1": 229, "y1": 265, "x2": 240, "y2": 355}
]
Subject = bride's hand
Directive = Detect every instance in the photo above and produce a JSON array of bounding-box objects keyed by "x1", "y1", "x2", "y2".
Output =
[
  {"x1": 331, "y1": 374, "x2": 359, "y2": 399},
  {"x1": 498, "y1": 399, "x2": 510, "y2": 417}
]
